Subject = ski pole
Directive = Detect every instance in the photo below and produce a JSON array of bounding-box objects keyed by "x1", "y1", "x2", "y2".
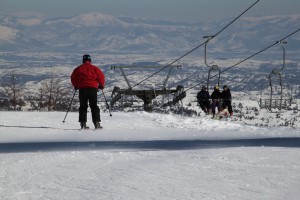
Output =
[
  {"x1": 62, "y1": 89, "x2": 77, "y2": 123},
  {"x1": 101, "y1": 89, "x2": 112, "y2": 117}
]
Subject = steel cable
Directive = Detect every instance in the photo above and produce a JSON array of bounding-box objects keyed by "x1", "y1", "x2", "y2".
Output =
[
  {"x1": 184, "y1": 27, "x2": 300, "y2": 92},
  {"x1": 130, "y1": 0, "x2": 261, "y2": 89}
]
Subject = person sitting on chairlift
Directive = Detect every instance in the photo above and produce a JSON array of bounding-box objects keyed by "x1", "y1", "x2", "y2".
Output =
[
  {"x1": 210, "y1": 85, "x2": 222, "y2": 116},
  {"x1": 221, "y1": 85, "x2": 233, "y2": 116},
  {"x1": 197, "y1": 85, "x2": 211, "y2": 114}
]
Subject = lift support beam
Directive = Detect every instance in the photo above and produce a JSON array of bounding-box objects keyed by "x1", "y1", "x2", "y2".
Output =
[
  {"x1": 111, "y1": 86, "x2": 184, "y2": 112},
  {"x1": 110, "y1": 64, "x2": 184, "y2": 111}
]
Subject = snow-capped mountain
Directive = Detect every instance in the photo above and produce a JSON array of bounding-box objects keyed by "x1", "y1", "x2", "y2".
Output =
[
  {"x1": 0, "y1": 12, "x2": 300, "y2": 55},
  {"x1": 0, "y1": 12, "x2": 197, "y2": 54}
]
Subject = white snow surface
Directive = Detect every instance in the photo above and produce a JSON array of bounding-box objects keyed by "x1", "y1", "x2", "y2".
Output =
[{"x1": 0, "y1": 111, "x2": 300, "y2": 200}]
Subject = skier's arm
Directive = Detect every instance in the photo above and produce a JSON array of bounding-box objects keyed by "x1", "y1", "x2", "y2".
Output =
[
  {"x1": 95, "y1": 67, "x2": 105, "y2": 89},
  {"x1": 71, "y1": 69, "x2": 79, "y2": 89}
]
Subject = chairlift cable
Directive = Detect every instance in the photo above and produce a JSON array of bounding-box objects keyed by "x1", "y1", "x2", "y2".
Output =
[
  {"x1": 130, "y1": 0, "x2": 261, "y2": 89},
  {"x1": 184, "y1": 27, "x2": 300, "y2": 93},
  {"x1": 213, "y1": 0, "x2": 260, "y2": 39}
]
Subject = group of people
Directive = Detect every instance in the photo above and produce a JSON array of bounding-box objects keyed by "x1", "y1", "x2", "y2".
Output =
[{"x1": 197, "y1": 85, "x2": 233, "y2": 118}]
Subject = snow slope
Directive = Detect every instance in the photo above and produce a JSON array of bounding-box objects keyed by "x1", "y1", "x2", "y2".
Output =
[{"x1": 0, "y1": 111, "x2": 300, "y2": 200}]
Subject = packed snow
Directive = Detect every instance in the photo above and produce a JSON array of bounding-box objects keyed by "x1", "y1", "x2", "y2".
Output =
[{"x1": 0, "y1": 111, "x2": 300, "y2": 200}]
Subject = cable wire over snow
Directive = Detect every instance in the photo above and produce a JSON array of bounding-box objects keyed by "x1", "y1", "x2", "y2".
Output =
[
  {"x1": 130, "y1": 0, "x2": 261, "y2": 89},
  {"x1": 184, "y1": 27, "x2": 300, "y2": 92}
]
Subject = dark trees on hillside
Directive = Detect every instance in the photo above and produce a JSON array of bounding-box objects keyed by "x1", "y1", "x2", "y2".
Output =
[
  {"x1": 0, "y1": 71, "x2": 73, "y2": 111},
  {"x1": 1, "y1": 72, "x2": 25, "y2": 110},
  {"x1": 29, "y1": 74, "x2": 72, "y2": 111}
]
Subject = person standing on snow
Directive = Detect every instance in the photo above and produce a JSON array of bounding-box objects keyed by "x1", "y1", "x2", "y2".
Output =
[
  {"x1": 210, "y1": 85, "x2": 222, "y2": 117},
  {"x1": 197, "y1": 85, "x2": 211, "y2": 114},
  {"x1": 71, "y1": 54, "x2": 105, "y2": 129},
  {"x1": 221, "y1": 85, "x2": 233, "y2": 116}
]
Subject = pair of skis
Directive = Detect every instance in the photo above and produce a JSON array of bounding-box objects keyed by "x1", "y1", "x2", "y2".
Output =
[{"x1": 81, "y1": 125, "x2": 103, "y2": 130}]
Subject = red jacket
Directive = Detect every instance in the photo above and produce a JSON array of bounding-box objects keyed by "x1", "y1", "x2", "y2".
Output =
[{"x1": 71, "y1": 61, "x2": 105, "y2": 89}]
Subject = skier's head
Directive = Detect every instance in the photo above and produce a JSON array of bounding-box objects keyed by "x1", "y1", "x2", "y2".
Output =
[
  {"x1": 202, "y1": 85, "x2": 207, "y2": 90},
  {"x1": 82, "y1": 54, "x2": 91, "y2": 63},
  {"x1": 223, "y1": 85, "x2": 228, "y2": 90},
  {"x1": 214, "y1": 85, "x2": 219, "y2": 90}
]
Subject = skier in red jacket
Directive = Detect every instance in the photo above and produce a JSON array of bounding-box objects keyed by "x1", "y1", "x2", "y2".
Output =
[{"x1": 71, "y1": 54, "x2": 105, "y2": 129}]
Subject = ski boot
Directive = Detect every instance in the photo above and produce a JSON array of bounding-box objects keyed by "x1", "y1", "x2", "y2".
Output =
[
  {"x1": 80, "y1": 122, "x2": 90, "y2": 129},
  {"x1": 94, "y1": 122, "x2": 103, "y2": 129}
]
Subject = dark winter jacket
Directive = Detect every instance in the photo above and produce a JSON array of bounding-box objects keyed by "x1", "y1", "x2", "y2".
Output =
[
  {"x1": 221, "y1": 89, "x2": 232, "y2": 100},
  {"x1": 71, "y1": 61, "x2": 105, "y2": 89},
  {"x1": 211, "y1": 89, "x2": 222, "y2": 100},
  {"x1": 197, "y1": 90, "x2": 210, "y2": 102}
]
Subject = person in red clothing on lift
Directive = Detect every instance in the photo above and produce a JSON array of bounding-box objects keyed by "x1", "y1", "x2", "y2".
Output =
[{"x1": 71, "y1": 54, "x2": 105, "y2": 129}]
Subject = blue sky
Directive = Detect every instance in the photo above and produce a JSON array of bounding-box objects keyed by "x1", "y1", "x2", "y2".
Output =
[{"x1": 0, "y1": 0, "x2": 299, "y2": 21}]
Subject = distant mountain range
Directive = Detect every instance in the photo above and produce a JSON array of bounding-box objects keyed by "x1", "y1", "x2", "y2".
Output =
[
  {"x1": 1, "y1": 12, "x2": 300, "y2": 57},
  {"x1": 1, "y1": 13, "x2": 300, "y2": 112}
]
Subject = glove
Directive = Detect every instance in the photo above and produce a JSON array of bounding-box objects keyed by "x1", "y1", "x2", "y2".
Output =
[{"x1": 98, "y1": 85, "x2": 104, "y2": 90}]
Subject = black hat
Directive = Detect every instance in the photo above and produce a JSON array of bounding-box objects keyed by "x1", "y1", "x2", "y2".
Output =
[
  {"x1": 82, "y1": 54, "x2": 91, "y2": 63},
  {"x1": 223, "y1": 85, "x2": 228, "y2": 89}
]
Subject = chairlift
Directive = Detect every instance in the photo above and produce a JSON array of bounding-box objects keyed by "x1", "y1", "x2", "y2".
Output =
[
  {"x1": 110, "y1": 65, "x2": 184, "y2": 112},
  {"x1": 259, "y1": 41, "x2": 292, "y2": 111},
  {"x1": 203, "y1": 35, "x2": 221, "y2": 92}
]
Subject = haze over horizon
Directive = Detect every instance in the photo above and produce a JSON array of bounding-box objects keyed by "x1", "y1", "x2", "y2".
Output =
[{"x1": 1, "y1": 0, "x2": 300, "y2": 22}]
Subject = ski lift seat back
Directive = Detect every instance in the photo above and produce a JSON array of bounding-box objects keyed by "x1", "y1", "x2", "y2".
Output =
[
  {"x1": 212, "y1": 65, "x2": 219, "y2": 70},
  {"x1": 272, "y1": 69, "x2": 281, "y2": 74}
]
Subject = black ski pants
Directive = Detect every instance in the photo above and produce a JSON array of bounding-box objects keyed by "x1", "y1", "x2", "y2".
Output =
[
  {"x1": 198, "y1": 99, "x2": 210, "y2": 113},
  {"x1": 78, "y1": 88, "x2": 100, "y2": 123},
  {"x1": 222, "y1": 100, "x2": 233, "y2": 114}
]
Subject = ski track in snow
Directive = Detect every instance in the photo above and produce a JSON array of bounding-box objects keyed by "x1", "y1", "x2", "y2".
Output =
[{"x1": 1, "y1": 111, "x2": 300, "y2": 200}]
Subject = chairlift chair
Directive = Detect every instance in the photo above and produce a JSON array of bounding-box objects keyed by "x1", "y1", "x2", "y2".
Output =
[
  {"x1": 259, "y1": 41, "x2": 292, "y2": 111},
  {"x1": 203, "y1": 36, "x2": 221, "y2": 92}
]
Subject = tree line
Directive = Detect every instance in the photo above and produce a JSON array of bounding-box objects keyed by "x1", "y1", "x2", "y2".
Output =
[{"x1": 0, "y1": 71, "x2": 75, "y2": 111}]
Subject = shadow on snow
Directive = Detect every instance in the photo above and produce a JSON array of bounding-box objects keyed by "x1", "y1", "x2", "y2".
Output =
[{"x1": 1, "y1": 138, "x2": 300, "y2": 153}]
